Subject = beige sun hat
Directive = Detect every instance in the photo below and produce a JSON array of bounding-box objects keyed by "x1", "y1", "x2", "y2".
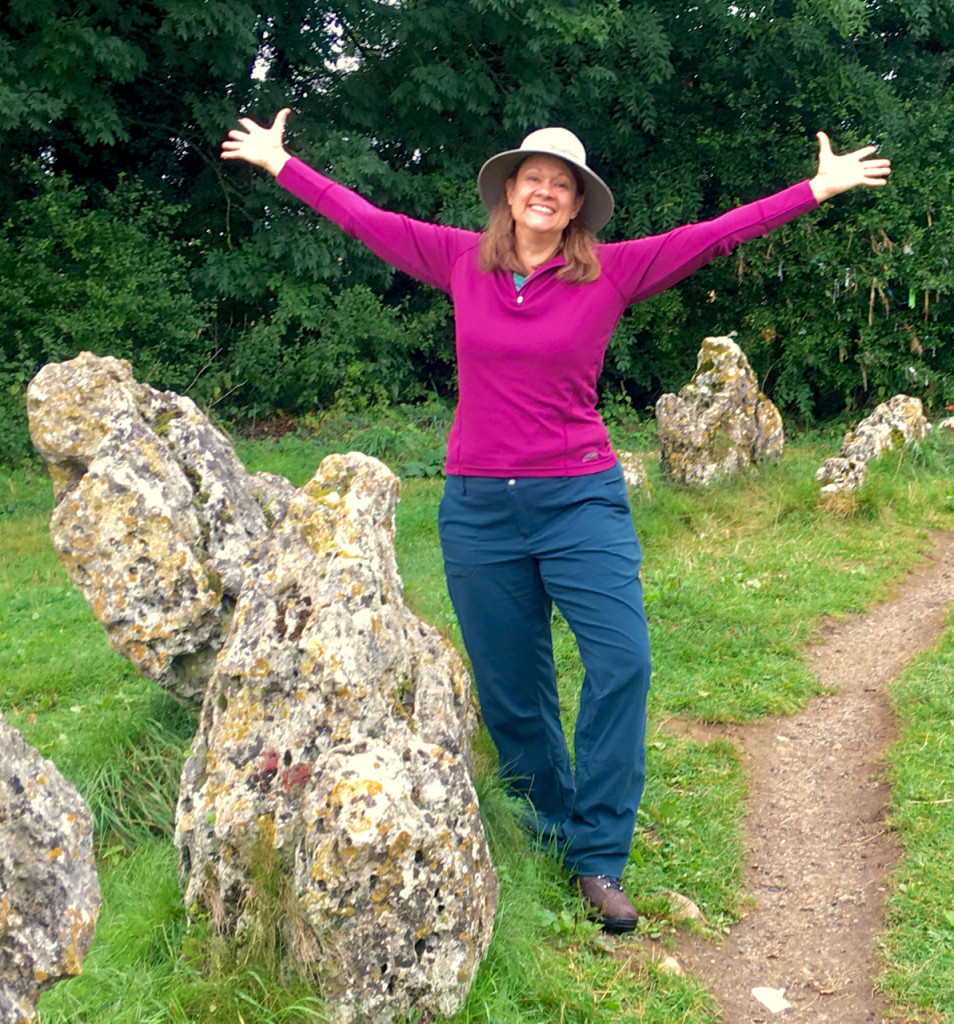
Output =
[{"x1": 477, "y1": 126, "x2": 615, "y2": 233}]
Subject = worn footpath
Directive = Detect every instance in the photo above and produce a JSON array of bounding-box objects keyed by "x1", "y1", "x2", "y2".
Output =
[{"x1": 671, "y1": 531, "x2": 954, "y2": 1022}]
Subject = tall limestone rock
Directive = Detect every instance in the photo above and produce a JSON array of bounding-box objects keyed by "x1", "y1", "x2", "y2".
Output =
[
  {"x1": 26, "y1": 353, "x2": 498, "y2": 1024},
  {"x1": 656, "y1": 336, "x2": 784, "y2": 486},
  {"x1": 0, "y1": 715, "x2": 100, "y2": 1023}
]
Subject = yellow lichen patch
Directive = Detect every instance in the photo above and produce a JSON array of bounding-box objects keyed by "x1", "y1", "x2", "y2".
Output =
[
  {"x1": 250, "y1": 658, "x2": 271, "y2": 678},
  {"x1": 297, "y1": 511, "x2": 336, "y2": 554},
  {"x1": 307, "y1": 839, "x2": 340, "y2": 882},
  {"x1": 330, "y1": 778, "x2": 383, "y2": 807},
  {"x1": 339, "y1": 842, "x2": 360, "y2": 865},
  {"x1": 62, "y1": 908, "x2": 97, "y2": 975},
  {"x1": 299, "y1": 636, "x2": 326, "y2": 670},
  {"x1": 1, "y1": 897, "x2": 23, "y2": 930},
  {"x1": 331, "y1": 719, "x2": 352, "y2": 743},
  {"x1": 128, "y1": 642, "x2": 149, "y2": 664},
  {"x1": 34, "y1": 970, "x2": 49, "y2": 982},
  {"x1": 388, "y1": 830, "x2": 413, "y2": 860},
  {"x1": 214, "y1": 688, "x2": 264, "y2": 748},
  {"x1": 48, "y1": 847, "x2": 63, "y2": 861},
  {"x1": 62, "y1": 941, "x2": 83, "y2": 976}
]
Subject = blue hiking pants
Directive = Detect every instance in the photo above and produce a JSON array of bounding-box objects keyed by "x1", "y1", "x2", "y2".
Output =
[{"x1": 437, "y1": 462, "x2": 651, "y2": 877}]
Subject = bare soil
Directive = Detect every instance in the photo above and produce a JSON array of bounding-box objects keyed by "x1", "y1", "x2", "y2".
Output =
[{"x1": 668, "y1": 530, "x2": 954, "y2": 1023}]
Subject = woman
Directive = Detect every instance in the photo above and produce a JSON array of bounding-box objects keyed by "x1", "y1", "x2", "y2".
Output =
[{"x1": 222, "y1": 111, "x2": 890, "y2": 932}]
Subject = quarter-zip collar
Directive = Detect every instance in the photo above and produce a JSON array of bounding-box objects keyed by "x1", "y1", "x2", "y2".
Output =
[{"x1": 520, "y1": 251, "x2": 567, "y2": 283}]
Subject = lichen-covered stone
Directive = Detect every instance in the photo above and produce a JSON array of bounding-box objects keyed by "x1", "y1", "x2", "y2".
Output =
[
  {"x1": 656, "y1": 336, "x2": 783, "y2": 486},
  {"x1": 616, "y1": 451, "x2": 651, "y2": 492},
  {"x1": 28, "y1": 354, "x2": 498, "y2": 1022},
  {"x1": 815, "y1": 394, "x2": 931, "y2": 494},
  {"x1": 175, "y1": 452, "x2": 496, "y2": 1024},
  {"x1": 26, "y1": 352, "x2": 279, "y2": 703},
  {"x1": 0, "y1": 715, "x2": 100, "y2": 1023}
]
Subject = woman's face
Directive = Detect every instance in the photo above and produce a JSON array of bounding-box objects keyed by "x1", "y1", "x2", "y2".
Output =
[{"x1": 505, "y1": 155, "x2": 584, "y2": 238}]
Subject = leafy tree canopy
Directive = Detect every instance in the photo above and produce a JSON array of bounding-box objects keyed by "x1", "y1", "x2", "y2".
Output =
[{"x1": 2, "y1": 0, "x2": 954, "y2": 461}]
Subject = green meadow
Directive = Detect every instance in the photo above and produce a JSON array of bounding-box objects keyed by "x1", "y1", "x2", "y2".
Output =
[{"x1": 4, "y1": 412, "x2": 954, "y2": 1023}]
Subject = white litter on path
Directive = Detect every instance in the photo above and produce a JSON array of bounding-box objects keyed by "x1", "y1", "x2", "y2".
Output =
[{"x1": 752, "y1": 987, "x2": 793, "y2": 1013}]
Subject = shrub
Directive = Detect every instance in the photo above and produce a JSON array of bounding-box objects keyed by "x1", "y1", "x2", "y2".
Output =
[{"x1": 0, "y1": 169, "x2": 212, "y2": 461}]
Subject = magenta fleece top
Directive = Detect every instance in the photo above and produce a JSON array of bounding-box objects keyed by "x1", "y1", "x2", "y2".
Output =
[{"x1": 277, "y1": 157, "x2": 817, "y2": 478}]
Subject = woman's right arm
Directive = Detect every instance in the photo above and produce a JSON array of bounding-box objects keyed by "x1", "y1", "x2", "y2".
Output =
[{"x1": 221, "y1": 109, "x2": 475, "y2": 292}]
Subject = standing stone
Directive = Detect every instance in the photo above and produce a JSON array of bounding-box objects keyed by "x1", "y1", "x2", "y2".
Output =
[
  {"x1": 815, "y1": 394, "x2": 931, "y2": 494},
  {"x1": 0, "y1": 715, "x2": 100, "y2": 1023},
  {"x1": 27, "y1": 354, "x2": 498, "y2": 1022},
  {"x1": 26, "y1": 352, "x2": 293, "y2": 703},
  {"x1": 175, "y1": 452, "x2": 497, "y2": 1024},
  {"x1": 616, "y1": 451, "x2": 651, "y2": 492},
  {"x1": 656, "y1": 336, "x2": 784, "y2": 486}
]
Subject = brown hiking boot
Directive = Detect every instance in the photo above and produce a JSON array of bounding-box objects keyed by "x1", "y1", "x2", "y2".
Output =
[{"x1": 576, "y1": 874, "x2": 638, "y2": 933}]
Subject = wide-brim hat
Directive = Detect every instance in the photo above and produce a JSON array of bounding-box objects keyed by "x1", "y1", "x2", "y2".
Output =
[{"x1": 477, "y1": 126, "x2": 615, "y2": 234}]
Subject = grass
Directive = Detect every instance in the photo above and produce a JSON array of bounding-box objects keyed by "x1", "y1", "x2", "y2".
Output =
[
  {"x1": 881, "y1": 617, "x2": 954, "y2": 1022},
  {"x1": 3, "y1": 415, "x2": 954, "y2": 1022}
]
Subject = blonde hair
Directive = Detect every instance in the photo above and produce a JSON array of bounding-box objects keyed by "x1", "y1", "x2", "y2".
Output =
[{"x1": 478, "y1": 166, "x2": 601, "y2": 285}]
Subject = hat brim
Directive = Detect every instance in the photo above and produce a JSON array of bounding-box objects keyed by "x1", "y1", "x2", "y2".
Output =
[{"x1": 477, "y1": 148, "x2": 615, "y2": 234}]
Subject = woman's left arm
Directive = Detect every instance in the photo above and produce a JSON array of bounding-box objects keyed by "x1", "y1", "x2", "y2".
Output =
[
  {"x1": 604, "y1": 132, "x2": 891, "y2": 303},
  {"x1": 809, "y1": 131, "x2": 891, "y2": 203}
]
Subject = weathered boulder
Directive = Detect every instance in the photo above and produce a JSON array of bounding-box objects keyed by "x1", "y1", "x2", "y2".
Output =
[
  {"x1": 26, "y1": 352, "x2": 294, "y2": 703},
  {"x1": 815, "y1": 394, "x2": 931, "y2": 494},
  {"x1": 656, "y1": 336, "x2": 783, "y2": 486},
  {"x1": 27, "y1": 353, "x2": 497, "y2": 1024},
  {"x1": 0, "y1": 715, "x2": 100, "y2": 1023},
  {"x1": 616, "y1": 451, "x2": 651, "y2": 492},
  {"x1": 175, "y1": 452, "x2": 497, "y2": 1023}
]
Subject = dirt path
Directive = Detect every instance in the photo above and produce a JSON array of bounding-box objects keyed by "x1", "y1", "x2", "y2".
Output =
[{"x1": 669, "y1": 530, "x2": 954, "y2": 1023}]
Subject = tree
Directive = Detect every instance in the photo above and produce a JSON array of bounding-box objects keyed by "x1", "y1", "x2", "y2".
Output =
[
  {"x1": 3, "y1": 1, "x2": 954, "y2": 463},
  {"x1": 288, "y1": 0, "x2": 954, "y2": 418}
]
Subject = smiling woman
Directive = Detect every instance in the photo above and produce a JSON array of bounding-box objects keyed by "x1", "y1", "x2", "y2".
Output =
[{"x1": 220, "y1": 108, "x2": 890, "y2": 932}]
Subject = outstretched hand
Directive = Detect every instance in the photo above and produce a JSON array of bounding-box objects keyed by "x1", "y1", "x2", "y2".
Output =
[
  {"x1": 809, "y1": 131, "x2": 891, "y2": 202},
  {"x1": 221, "y1": 108, "x2": 291, "y2": 177}
]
